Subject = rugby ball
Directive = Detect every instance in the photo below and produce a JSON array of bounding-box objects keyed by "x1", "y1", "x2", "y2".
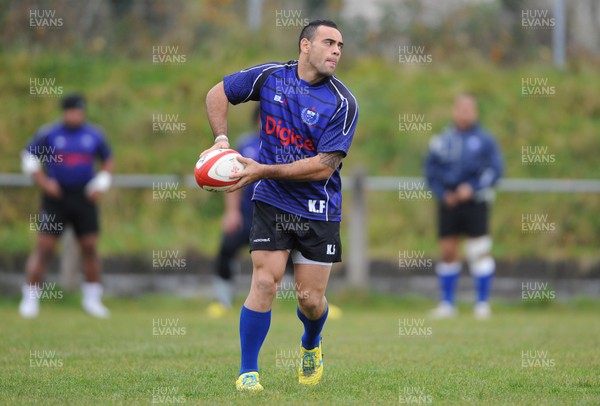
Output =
[{"x1": 194, "y1": 149, "x2": 245, "y2": 192}]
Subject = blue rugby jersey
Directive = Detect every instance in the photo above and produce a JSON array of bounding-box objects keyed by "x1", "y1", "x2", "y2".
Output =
[
  {"x1": 25, "y1": 121, "x2": 112, "y2": 189},
  {"x1": 425, "y1": 123, "x2": 503, "y2": 201},
  {"x1": 223, "y1": 61, "x2": 358, "y2": 222}
]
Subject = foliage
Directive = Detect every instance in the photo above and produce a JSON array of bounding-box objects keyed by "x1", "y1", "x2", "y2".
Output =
[{"x1": 1, "y1": 50, "x2": 599, "y2": 262}]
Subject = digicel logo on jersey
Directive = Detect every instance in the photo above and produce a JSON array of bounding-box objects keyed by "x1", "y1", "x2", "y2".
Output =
[
  {"x1": 58, "y1": 153, "x2": 94, "y2": 166},
  {"x1": 265, "y1": 115, "x2": 315, "y2": 151}
]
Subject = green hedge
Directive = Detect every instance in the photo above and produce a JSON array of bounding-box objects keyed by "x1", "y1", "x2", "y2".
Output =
[{"x1": 1, "y1": 52, "x2": 598, "y2": 261}]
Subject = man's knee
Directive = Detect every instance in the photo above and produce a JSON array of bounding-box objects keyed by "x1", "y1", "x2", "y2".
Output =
[
  {"x1": 248, "y1": 250, "x2": 288, "y2": 303},
  {"x1": 297, "y1": 289, "x2": 327, "y2": 319},
  {"x1": 440, "y1": 239, "x2": 459, "y2": 262},
  {"x1": 252, "y1": 271, "x2": 279, "y2": 297},
  {"x1": 441, "y1": 251, "x2": 458, "y2": 263},
  {"x1": 36, "y1": 235, "x2": 57, "y2": 261},
  {"x1": 465, "y1": 236, "x2": 495, "y2": 276},
  {"x1": 79, "y1": 237, "x2": 98, "y2": 258}
]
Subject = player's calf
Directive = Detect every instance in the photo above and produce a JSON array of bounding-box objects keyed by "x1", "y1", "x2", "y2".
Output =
[{"x1": 465, "y1": 236, "x2": 495, "y2": 319}]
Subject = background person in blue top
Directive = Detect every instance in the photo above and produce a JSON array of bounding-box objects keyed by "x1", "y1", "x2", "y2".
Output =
[
  {"x1": 201, "y1": 19, "x2": 358, "y2": 391},
  {"x1": 19, "y1": 93, "x2": 114, "y2": 319},
  {"x1": 206, "y1": 105, "x2": 261, "y2": 318},
  {"x1": 425, "y1": 94, "x2": 503, "y2": 320}
]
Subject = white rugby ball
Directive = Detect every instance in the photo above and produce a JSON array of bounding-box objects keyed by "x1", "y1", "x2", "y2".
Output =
[{"x1": 194, "y1": 149, "x2": 245, "y2": 192}]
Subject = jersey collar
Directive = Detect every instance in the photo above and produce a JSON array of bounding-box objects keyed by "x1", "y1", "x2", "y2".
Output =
[{"x1": 294, "y1": 63, "x2": 331, "y2": 88}]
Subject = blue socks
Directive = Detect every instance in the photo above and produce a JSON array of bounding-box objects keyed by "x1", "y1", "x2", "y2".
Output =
[
  {"x1": 474, "y1": 274, "x2": 493, "y2": 303},
  {"x1": 440, "y1": 273, "x2": 460, "y2": 305},
  {"x1": 238, "y1": 304, "x2": 329, "y2": 375},
  {"x1": 437, "y1": 260, "x2": 494, "y2": 305},
  {"x1": 297, "y1": 306, "x2": 328, "y2": 350},
  {"x1": 239, "y1": 305, "x2": 271, "y2": 375},
  {"x1": 436, "y1": 262, "x2": 461, "y2": 306}
]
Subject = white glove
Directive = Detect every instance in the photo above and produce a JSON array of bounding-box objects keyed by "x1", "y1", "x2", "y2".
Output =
[
  {"x1": 85, "y1": 170, "x2": 112, "y2": 195},
  {"x1": 21, "y1": 151, "x2": 41, "y2": 175}
]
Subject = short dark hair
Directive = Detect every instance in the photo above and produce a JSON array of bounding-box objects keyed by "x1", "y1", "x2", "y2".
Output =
[
  {"x1": 61, "y1": 93, "x2": 86, "y2": 110},
  {"x1": 298, "y1": 19, "x2": 338, "y2": 52}
]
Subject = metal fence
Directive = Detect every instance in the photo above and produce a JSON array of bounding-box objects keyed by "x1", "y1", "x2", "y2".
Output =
[
  {"x1": 3, "y1": 173, "x2": 600, "y2": 192},
  {"x1": 2, "y1": 172, "x2": 599, "y2": 288}
]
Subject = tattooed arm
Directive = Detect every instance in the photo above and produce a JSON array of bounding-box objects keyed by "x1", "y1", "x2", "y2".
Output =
[{"x1": 227, "y1": 151, "x2": 344, "y2": 192}]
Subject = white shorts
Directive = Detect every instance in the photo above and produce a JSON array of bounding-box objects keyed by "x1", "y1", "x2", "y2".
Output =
[{"x1": 289, "y1": 249, "x2": 332, "y2": 267}]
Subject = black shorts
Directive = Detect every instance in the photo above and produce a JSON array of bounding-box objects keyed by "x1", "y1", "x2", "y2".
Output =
[
  {"x1": 249, "y1": 201, "x2": 342, "y2": 263},
  {"x1": 37, "y1": 189, "x2": 99, "y2": 237},
  {"x1": 438, "y1": 200, "x2": 488, "y2": 238}
]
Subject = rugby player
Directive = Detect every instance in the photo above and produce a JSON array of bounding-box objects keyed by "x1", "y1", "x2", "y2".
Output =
[
  {"x1": 20, "y1": 93, "x2": 113, "y2": 319},
  {"x1": 425, "y1": 94, "x2": 503, "y2": 320},
  {"x1": 201, "y1": 20, "x2": 358, "y2": 390}
]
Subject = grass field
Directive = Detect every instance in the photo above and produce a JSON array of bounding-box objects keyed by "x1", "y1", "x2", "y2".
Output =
[{"x1": 1, "y1": 293, "x2": 598, "y2": 405}]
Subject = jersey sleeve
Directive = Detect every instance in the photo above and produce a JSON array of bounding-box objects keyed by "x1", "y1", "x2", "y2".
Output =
[
  {"x1": 25, "y1": 125, "x2": 52, "y2": 156},
  {"x1": 316, "y1": 96, "x2": 359, "y2": 157},
  {"x1": 223, "y1": 62, "x2": 282, "y2": 105},
  {"x1": 424, "y1": 135, "x2": 448, "y2": 199},
  {"x1": 95, "y1": 130, "x2": 112, "y2": 161},
  {"x1": 476, "y1": 136, "x2": 503, "y2": 189}
]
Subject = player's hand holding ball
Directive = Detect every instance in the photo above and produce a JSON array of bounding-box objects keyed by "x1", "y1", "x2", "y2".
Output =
[
  {"x1": 194, "y1": 148, "x2": 246, "y2": 192},
  {"x1": 195, "y1": 134, "x2": 238, "y2": 192},
  {"x1": 199, "y1": 138, "x2": 230, "y2": 158},
  {"x1": 195, "y1": 131, "x2": 266, "y2": 193},
  {"x1": 227, "y1": 156, "x2": 263, "y2": 193}
]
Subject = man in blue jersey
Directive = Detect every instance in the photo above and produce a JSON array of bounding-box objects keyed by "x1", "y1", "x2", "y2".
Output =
[
  {"x1": 425, "y1": 94, "x2": 503, "y2": 320},
  {"x1": 201, "y1": 20, "x2": 358, "y2": 390},
  {"x1": 19, "y1": 94, "x2": 113, "y2": 319}
]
